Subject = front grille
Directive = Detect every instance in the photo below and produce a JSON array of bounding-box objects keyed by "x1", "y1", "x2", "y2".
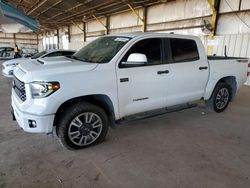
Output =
[{"x1": 13, "y1": 75, "x2": 26, "y2": 102}]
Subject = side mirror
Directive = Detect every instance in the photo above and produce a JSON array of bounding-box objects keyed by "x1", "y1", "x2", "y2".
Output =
[{"x1": 122, "y1": 53, "x2": 147, "y2": 67}]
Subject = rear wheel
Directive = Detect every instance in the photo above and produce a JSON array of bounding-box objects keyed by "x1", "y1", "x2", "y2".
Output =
[
  {"x1": 205, "y1": 83, "x2": 231, "y2": 113},
  {"x1": 56, "y1": 102, "x2": 109, "y2": 150}
]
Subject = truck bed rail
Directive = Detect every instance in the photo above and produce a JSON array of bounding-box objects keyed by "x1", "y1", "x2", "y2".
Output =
[{"x1": 207, "y1": 56, "x2": 248, "y2": 60}]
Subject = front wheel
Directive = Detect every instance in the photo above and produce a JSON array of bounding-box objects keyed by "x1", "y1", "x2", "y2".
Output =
[
  {"x1": 56, "y1": 102, "x2": 109, "y2": 150},
  {"x1": 205, "y1": 83, "x2": 232, "y2": 113}
]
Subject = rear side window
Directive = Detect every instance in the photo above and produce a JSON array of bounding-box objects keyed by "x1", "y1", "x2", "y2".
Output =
[{"x1": 170, "y1": 38, "x2": 199, "y2": 63}]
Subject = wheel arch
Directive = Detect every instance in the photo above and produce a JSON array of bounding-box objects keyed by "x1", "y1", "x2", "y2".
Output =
[
  {"x1": 206, "y1": 76, "x2": 237, "y2": 101},
  {"x1": 54, "y1": 94, "x2": 116, "y2": 128}
]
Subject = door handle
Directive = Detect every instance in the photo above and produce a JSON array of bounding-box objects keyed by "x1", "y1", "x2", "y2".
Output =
[
  {"x1": 157, "y1": 70, "x2": 169, "y2": 75},
  {"x1": 120, "y1": 78, "x2": 129, "y2": 82},
  {"x1": 199, "y1": 66, "x2": 208, "y2": 70}
]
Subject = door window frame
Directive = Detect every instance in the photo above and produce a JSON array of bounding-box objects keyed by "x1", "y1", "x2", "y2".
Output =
[
  {"x1": 118, "y1": 37, "x2": 168, "y2": 68},
  {"x1": 167, "y1": 37, "x2": 200, "y2": 64}
]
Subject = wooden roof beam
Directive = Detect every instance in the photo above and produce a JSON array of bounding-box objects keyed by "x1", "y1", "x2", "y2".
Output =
[
  {"x1": 55, "y1": 0, "x2": 121, "y2": 23},
  {"x1": 27, "y1": 0, "x2": 49, "y2": 15},
  {"x1": 35, "y1": 0, "x2": 64, "y2": 18},
  {"x1": 16, "y1": 0, "x2": 23, "y2": 8},
  {"x1": 46, "y1": 3, "x2": 83, "y2": 20}
]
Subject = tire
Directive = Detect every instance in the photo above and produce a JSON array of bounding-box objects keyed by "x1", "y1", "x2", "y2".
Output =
[
  {"x1": 205, "y1": 82, "x2": 232, "y2": 113},
  {"x1": 56, "y1": 102, "x2": 109, "y2": 150}
]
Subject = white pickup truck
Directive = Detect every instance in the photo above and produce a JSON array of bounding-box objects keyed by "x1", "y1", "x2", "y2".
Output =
[{"x1": 11, "y1": 33, "x2": 249, "y2": 149}]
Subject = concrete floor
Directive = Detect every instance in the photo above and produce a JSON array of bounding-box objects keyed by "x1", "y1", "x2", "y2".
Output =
[{"x1": 1, "y1": 64, "x2": 250, "y2": 188}]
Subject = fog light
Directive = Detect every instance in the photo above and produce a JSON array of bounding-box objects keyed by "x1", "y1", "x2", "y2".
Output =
[{"x1": 28, "y1": 120, "x2": 37, "y2": 128}]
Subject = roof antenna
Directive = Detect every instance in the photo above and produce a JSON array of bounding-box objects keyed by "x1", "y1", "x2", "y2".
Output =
[{"x1": 224, "y1": 45, "x2": 227, "y2": 57}]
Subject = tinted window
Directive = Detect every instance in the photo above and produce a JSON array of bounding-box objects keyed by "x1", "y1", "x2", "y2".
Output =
[
  {"x1": 45, "y1": 52, "x2": 63, "y2": 57},
  {"x1": 121, "y1": 38, "x2": 162, "y2": 67},
  {"x1": 62, "y1": 51, "x2": 75, "y2": 57},
  {"x1": 6, "y1": 47, "x2": 14, "y2": 51},
  {"x1": 0, "y1": 47, "x2": 14, "y2": 52},
  {"x1": 170, "y1": 38, "x2": 199, "y2": 63},
  {"x1": 31, "y1": 51, "x2": 47, "y2": 59}
]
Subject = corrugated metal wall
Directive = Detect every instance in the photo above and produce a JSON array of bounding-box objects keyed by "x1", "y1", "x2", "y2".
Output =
[
  {"x1": 62, "y1": 0, "x2": 213, "y2": 50},
  {"x1": 212, "y1": 34, "x2": 250, "y2": 57},
  {"x1": 36, "y1": 0, "x2": 250, "y2": 60},
  {"x1": 0, "y1": 33, "x2": 38, "y2": 49},
  {"x1": 210, "y1": 0, "x2": 250, "y2": 58}
]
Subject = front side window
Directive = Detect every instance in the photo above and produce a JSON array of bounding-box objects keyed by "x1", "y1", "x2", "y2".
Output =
[
  {"x1": 72, "y1": 36, "x2": 131, "y2": 63},
  {"x1": 170, "y1": 38, "x2": 199, "y2": 63},
  {"x1": 120, "y1": 38, "x2": 162, "y2": 67}
]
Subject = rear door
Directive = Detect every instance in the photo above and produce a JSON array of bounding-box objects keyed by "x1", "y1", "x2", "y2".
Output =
[
  {"x1": 166, "y1": 38, "x2": 209, "y2": 106},
  {"x1": 116, "y1": 38, "x2": 170, "y2": 117}
]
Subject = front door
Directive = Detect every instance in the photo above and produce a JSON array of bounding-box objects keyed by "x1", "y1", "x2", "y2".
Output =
[{"x1": 116, "y1": 38, "x2": 170, "y2": 118}]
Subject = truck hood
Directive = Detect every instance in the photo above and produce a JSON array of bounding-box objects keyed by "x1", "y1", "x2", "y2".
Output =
[
  {"x1": 15, "y1": 56, "x2": 98, "y2": 82},
  {"x1": 37, "y1": 56, "x2": 74, "y2": 65}
]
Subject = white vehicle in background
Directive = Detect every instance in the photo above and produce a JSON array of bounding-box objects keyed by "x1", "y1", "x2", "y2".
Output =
[
  {"x1": 2, "y1": 49, "x2": 76, "y2": 77},
  {"x1": 11, "y1": 33, "x2": 249, "y2": 150}
]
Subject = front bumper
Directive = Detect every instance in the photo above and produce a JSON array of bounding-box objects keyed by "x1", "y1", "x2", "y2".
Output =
[{"x1": 12, "y1": 94, "x2": 55, "y2": 134}]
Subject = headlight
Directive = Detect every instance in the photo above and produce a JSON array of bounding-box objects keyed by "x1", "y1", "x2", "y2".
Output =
[
  {"x1": 6, "y1": 63, "x2": 17, "y2": 67},
  {"x1": 30, "y1": 82, "x2": 60, "y2": 98}
]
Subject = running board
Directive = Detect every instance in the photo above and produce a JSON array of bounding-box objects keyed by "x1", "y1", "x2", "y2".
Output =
[{"x1": 116, "y1": 103, "x2": 197, "y2": 125}]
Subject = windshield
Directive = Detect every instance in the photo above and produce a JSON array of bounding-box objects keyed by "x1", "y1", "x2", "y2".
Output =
[
  {"x1": 31, "y1": 51, "x2": 47, "y2": 59},
  {"x1": 73, "y1": 36, "x2": 131, "y2": 63}
]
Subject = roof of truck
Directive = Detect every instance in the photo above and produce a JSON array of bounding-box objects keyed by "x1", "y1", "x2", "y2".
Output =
[{"x1": 110, "y1": 32, "x2": 199, "y2": 40}]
